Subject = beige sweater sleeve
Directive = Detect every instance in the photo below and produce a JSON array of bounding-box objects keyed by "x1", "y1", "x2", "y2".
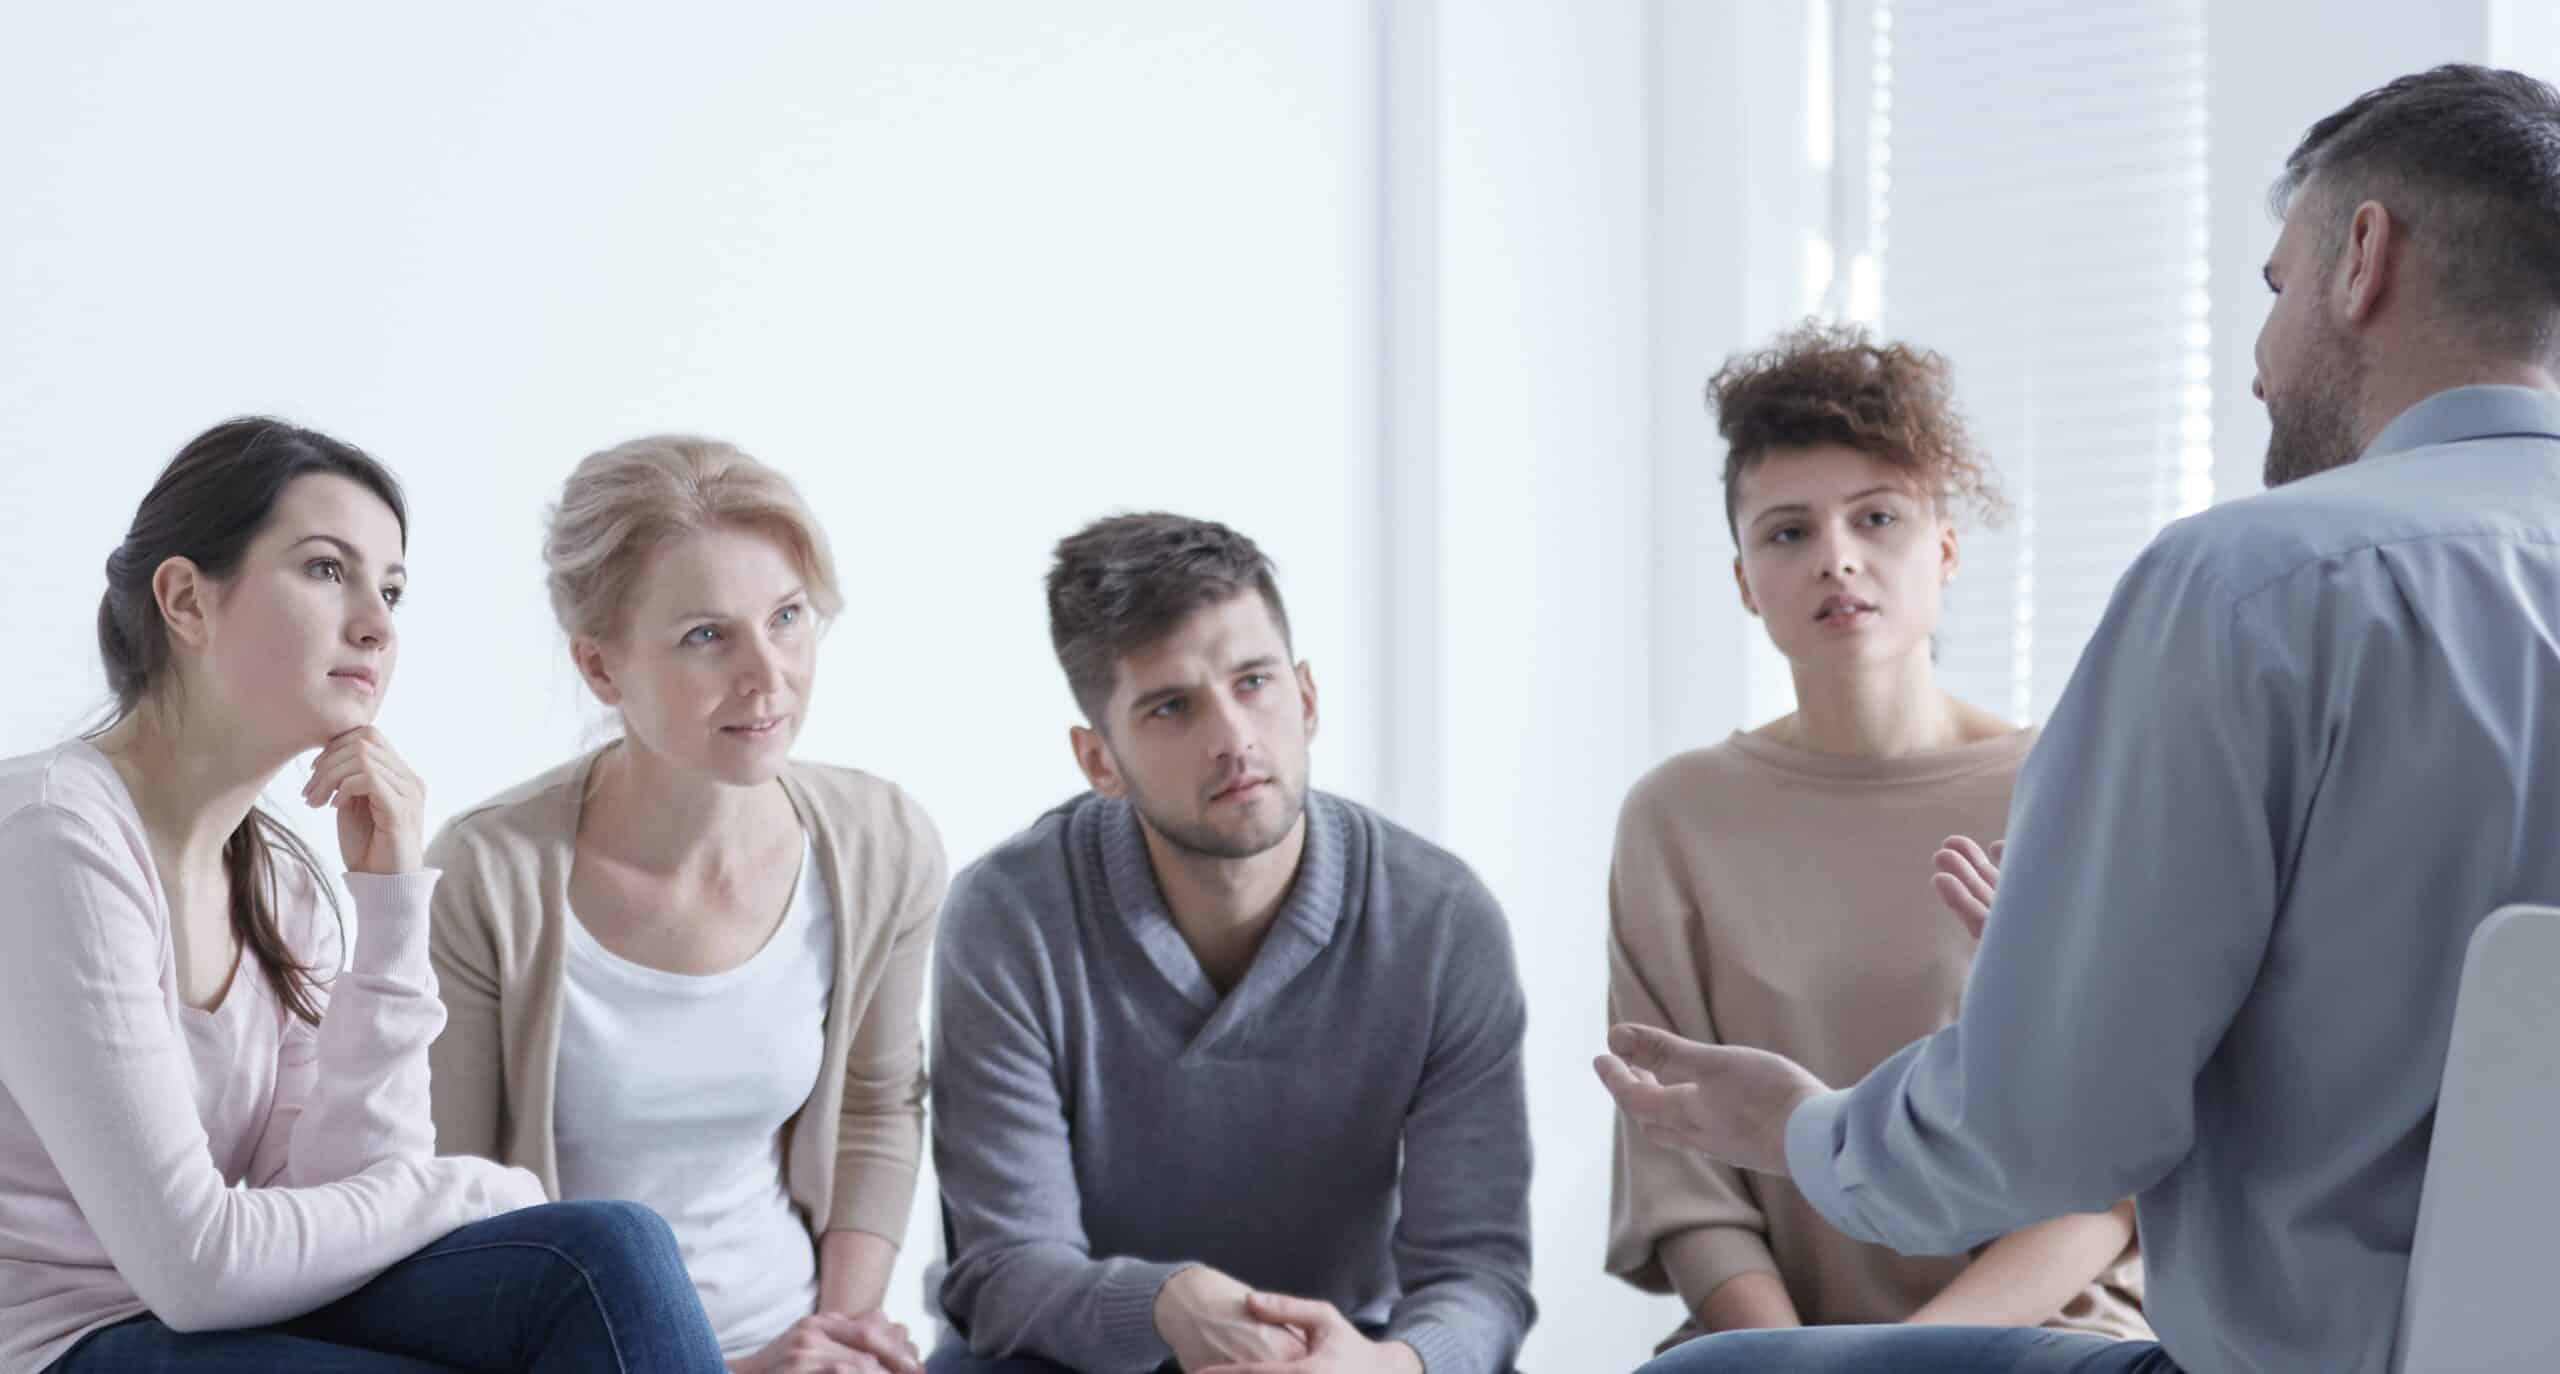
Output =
[
  {"x1": 1604, "y1": 787, "x2": 1780, "y2": 1308},
  {"x1": 825, "y1": 787, "x2": 948, "y2": 1238},
  {"x1": 425, "y1": 823, "x2": 508, "y2": 1166}
]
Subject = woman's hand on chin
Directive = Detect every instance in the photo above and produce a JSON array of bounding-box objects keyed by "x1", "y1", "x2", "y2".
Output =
[{"x1": 303, "y1": 726, "x2": 427, "y2": 875}]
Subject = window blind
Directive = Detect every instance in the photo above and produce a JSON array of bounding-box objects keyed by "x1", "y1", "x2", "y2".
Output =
[{"x1": 1862, "y1": 0, "x2": 2213, "y2": 721}]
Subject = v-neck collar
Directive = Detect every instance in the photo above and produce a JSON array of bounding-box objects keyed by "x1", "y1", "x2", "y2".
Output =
[{"x1": 1093, "y1": 791, "x2": 1349, "y2": 1057}]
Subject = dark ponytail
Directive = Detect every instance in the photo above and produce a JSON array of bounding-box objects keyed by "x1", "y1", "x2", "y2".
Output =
[{"x1": 93, "y1": 417, "x2": 409, "y2": 1025}]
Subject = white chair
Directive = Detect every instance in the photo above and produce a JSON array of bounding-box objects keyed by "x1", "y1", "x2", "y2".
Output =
[{"x1": 2392, "y1": 903, "x2": 2560, "y2": 1372}]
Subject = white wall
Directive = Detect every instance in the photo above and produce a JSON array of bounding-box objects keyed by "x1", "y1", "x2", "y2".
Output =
[
  {"x1": 1648, "y1": 0, "x2": 1830, "y2": 754},
  {"x1": 1382, "y1": 2, "x2": 1660, "y2": 1364},
  {"x1": 0, "y1": 2, "x2": 1392, "y2": 827},
  {"x1": 2496, "y1": 0, "x2": 2560, "y2": 82}
]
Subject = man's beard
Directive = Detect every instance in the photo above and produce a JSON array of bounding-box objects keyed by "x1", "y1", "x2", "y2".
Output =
[
  {"x1": 1124, "y1": 766, "x2": 1307, "y2": 861},
  {"x1": 2262, "y1": 329, "x2": 2369, "y2": 488}
]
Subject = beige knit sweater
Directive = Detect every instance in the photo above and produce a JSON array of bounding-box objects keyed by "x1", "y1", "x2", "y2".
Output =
[{"x1": 1605, "y1": 727, "x2": 2148, "y2": 1346}]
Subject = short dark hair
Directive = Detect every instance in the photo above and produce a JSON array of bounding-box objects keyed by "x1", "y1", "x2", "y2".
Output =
[
  {"x1": 2273, "y1": 64, "x2": 2560, "y2": 360},
  {"x1": 1708, "y1": 320, "x2": 2004, "y2": 540},
  {"x1": 1046, "y1": 513, "x2": 1292, "y2": 723}
]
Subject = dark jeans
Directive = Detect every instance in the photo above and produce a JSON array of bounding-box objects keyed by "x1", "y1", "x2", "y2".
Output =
[
  {"x1": 1638, "y1": 1326, "x2": 2182, "y2": 1374},
  {"x1": 48, "y1": 1200, "x2": 724, "y2": 1373}
]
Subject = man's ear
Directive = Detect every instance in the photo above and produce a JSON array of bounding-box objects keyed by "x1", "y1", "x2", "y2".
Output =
[
  {"x1": 2337, "y1": 199, "x2": 2400, "y2": 328},
  {"x1": 570, "y1": 635, "x2": 623, "y2": 707},
  {"x1": 1732, "y1": 556, "x2": 1761, "y2": 618},
  {"x1": 1295, "y1": 659, "x2": 1320, "y2": 744},
  {"x1": 1070, "y1": 722, "x2": 1125, "y2": 798},
  {"x1": 150, "y1": 556, "x2": 212, "y2": 649}
]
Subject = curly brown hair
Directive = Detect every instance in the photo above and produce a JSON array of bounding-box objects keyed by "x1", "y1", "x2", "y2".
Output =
[{"x1": 1708, "y1": 320, "x2": 2004, "y2": 540}]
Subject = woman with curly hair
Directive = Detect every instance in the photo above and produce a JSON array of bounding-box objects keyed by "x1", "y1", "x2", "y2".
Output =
[{"x1": 1602, "y1": 323, "x2": 2148, "y2": 1350}]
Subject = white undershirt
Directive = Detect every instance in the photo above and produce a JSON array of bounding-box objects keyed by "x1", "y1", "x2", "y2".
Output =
[{"x1": 555, "y1": 834, "x2": 834, "y2": 1360}]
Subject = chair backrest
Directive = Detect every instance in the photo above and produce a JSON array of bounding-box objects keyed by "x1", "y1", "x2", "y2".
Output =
[{"x1": 2393, "y1": 903, "x2": 2560, "y2": 1372}]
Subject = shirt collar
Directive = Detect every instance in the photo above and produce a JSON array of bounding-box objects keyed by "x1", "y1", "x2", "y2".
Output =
[
  {"x1": 2364, "y1": 385, "x2": 2560, "y2": 462},
  {"x1": 1095, "y1": 789, "x2": 1345, "y2": 1013}
]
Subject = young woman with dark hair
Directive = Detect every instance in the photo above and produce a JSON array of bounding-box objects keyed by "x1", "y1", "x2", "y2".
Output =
[{"x1": 0, "y1": 417, "x2": 727, "y2": 1372}]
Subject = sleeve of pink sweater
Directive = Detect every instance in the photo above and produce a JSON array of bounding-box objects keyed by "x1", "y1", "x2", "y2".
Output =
[
  {"x1": 247, "y1": 865, "x2": 449, "y2": 1186},
  {"x1": 0, "y1": 803, "x2": 543, "y2": 1334}
]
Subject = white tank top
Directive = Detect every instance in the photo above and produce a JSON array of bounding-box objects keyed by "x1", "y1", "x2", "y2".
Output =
[{"x1": 554, "y1": 835, "x2": 834, "y2": 1359}]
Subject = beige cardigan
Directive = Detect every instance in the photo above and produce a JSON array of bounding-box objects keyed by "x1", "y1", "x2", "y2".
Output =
[{"x1": 424, "y1": 743, "x2": 947, "y2": 1243}]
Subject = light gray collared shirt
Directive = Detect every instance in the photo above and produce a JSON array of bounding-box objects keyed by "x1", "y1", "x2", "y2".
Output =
[{"x1": 1786, "y1": 386, "x2": 2560, "y2": 1374}]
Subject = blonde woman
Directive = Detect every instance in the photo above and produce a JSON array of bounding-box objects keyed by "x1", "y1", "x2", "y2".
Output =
[
  {"x1": 428, "y1": 437, "x2": 946, "y2": 1374},
  {"x1": 1604, "y1": 325, "x2": 2146, "y2": 1349}
]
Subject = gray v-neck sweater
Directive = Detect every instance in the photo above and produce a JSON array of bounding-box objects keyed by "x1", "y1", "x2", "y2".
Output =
[{"x1": 931, "y1": 789, "x2": 1534, "y2": 1374}]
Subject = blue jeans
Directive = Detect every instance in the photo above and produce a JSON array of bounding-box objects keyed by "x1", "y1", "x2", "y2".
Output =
[
  {"x1": 1639, "y1": 1326, "x2": 2181, "y2": 1374},
  {"x1": 49, "y1": 1200, "x2": 724, "y2": 1373}
]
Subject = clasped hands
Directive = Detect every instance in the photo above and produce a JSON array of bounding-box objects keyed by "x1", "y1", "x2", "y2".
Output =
[
  {"x1": 1156, "y1": 1265, "x2": 1423, "y2": 1374},
  {"x1": 1593, "y1": 836, "x2": 2005, "y2": 1177},
  {"x1": 729, "y1": 1309, "x2": 919, "y2": 1374}
]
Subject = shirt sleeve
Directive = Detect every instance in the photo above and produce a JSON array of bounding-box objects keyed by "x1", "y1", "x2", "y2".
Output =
[
  {"x1": 1382, "y1": 878, "x2": 1537, "y2": 1374},
  {"x1": 275, "y1": 867, "x2": 451, "y2": 1182},
  {"x1": 1785, "y1": 527, "x2": 2297, "y2": 1255},
  {"x1": 930, "y1": 863, "x2": 1184, "y2": 1374},
  {"x1": 0, "y1": 805, "x2": 540, "y2": 1334},
  {"x1": 1603, "y1": 789, "x2": 1779, "y2": 1306},
  {"x1": 827, "y1": 789, "x2": 948, "y2": 1240}
]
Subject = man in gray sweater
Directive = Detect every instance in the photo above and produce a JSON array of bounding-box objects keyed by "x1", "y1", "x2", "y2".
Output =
[{"x1": 926, "y1": 514, "x2": 1535, "y2": 1374}]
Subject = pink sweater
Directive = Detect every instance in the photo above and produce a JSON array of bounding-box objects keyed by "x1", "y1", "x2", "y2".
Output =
[{"x1": 0, "y1": 741, "x2": 541, "y2": 1372}]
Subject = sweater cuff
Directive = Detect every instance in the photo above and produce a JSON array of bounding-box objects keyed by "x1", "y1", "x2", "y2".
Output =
[
  {"x1": 1095, "y1": 1260, "x2": 1185, "y2": 1372},
  {"x1": 1784, "y1": 1087, "x2": 1862, "y2": 1236},
  {"x1": 341, "y1": 869, "x2": 442, "y2": 972},
  {"x1": 1383, "y1": 1318, "x2": 1469, "y2": 1374}
]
